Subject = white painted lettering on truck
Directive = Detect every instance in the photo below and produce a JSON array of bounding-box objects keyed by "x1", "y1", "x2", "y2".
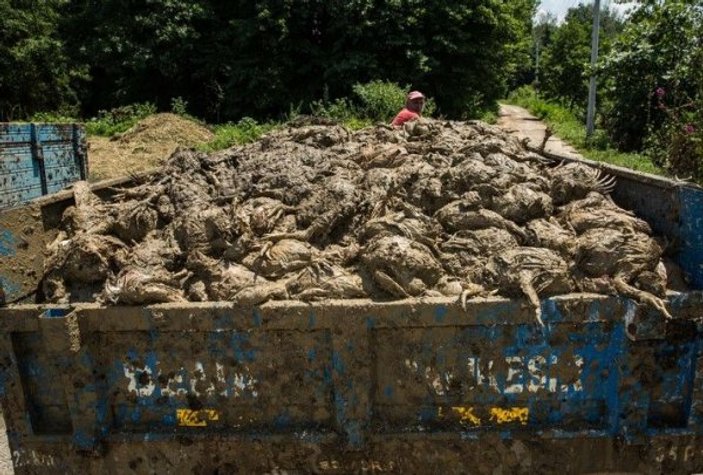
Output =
[
  {"x1": 122, "y1": 360, "x2": 258, "y2": 399},
  {"x1": 467, "y1": 355, "x2": 583, "y2": 393},
  {"x1": 12, "y1": 449, "x2": 57, "y2": 468},
  {"x1": 407, "y1": 354, "x2": 583, "y2": 395}
]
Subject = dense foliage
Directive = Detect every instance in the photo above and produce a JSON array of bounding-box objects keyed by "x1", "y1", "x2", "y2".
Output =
[
  {"x1": 601, "y1": 1, "x2": 702, "y2": 161},
  {"x1": 535, "y1": 4, "x2": 623, "y2": 110},
  {"x1": 538, "y1": 5, "x2": 623, "y2": 109},
  {"x1": 1, "y1": 0, "x2": 537, "y2": 121},
  {"x1": 0, "y1": 0, "x2": 82, "y2": 119},
  {"x1": 526, "y1": 1, "x2": 702, "y2": 180}
]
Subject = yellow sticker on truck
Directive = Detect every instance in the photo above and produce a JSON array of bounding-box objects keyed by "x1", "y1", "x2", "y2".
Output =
[
  {"x1": 451, "y1": 406, "x2": 482, "y2": 426},
  {"x1": 176, "y1": 409, "x2": 220, "y2": 427},
  {"x1": 445, "y1": 406, "x2": 529, "y2": 426},
  {"x1": 489, "y1": 406, "x2": 529, "y2": 425}
]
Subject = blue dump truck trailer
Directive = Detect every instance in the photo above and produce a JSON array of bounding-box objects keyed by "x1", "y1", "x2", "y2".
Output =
[
  {"x1": 0, "y1": 123, "x2": 87, "y2": 211},
  {"x1": 1, "y1": 155, "x2": 703, "y2": 474}
]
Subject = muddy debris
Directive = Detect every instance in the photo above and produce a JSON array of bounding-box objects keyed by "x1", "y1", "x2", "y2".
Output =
[{"x1": 42, "y1": 119, "x2": 681, "y2": 323}]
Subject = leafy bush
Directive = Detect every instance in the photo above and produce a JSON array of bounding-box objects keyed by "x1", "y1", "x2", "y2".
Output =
[
  {"x1": 351, "y1": 81, "x2": 407, "y2": 122},
  {"x1": 645, "y1": 89, "x2": 703, "y2": 180},
  {"x1": 308, "y1": 81, "x2": 437, "y2": 125},
  {"x1": 84, "y1": 102, "x2": 157, "y2": 136},
  {"x1": 29, "y1": 110, "x2": 80, "y2": 123},
  {"x1": 601, "y1": 2, "x2": 702, "y2": 152},
  {"x1": 352, "y1": 80, "x2": 436, "y2": 122},
  {"x1": 199, "y1": 117, "x2": 277, "y2": 152},
  {"x1": 170, "y1": 97, "x2": 189, "y2": 116},
  {"x1": 309, "y1": 96, "x2": 357, "y2": 122},
  {"x1": 479, "y1": 110, "x2": 499, "y2": 125}
]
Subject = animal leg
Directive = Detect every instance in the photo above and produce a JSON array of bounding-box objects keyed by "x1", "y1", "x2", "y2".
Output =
[
  {"x1": 460, "y1": 283, "x2": 485, "y2": 311},
  {"x1": 519, "y1": 271, "x2": 544, "y2": 327},
  {"x1": 373, "y1": 270, "x2": 409, "y2": 298},
  {"x1": 613, "y1": 277, "x2": 672, "y2": 320}
]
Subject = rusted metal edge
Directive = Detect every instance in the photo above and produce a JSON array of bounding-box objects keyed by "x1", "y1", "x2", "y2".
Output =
[
  {"x1": 2, "y1": 291, "x2": 700, "y2": 333},
  {"x1": 528, "y1": 144, "x2": 702, "y2": 192}
]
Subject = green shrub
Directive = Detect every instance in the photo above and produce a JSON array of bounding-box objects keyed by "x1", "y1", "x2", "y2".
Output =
[
  {"x1": 645, "y1": 92, "x2": 703, "y2": 180},
  {"x1": 479, "y1": 110, "x2": 499, "y2": 125},
  {"x1": 170, "y1": 96, "x2": 189, "y2": 116},
  {"x1": 29, "y1": 111, "x2": 79, "y2": 123},
  {"x1": 199, "y1": 117, "x2": 277, "y2": 152},
  {"x1": 352, "y1": 81, "x2": 407, "y2": 122},
  {"x1": 84, "y1": 102, "x2": 157, "y2": 136},
  {"x1": 309, "y1": 80, "x2": 438, "y2": 124},
  {"x1": 352, "y1": 80, "x2": 436, "y2": 122},
  {"x1": 309, "y1": 97, "x2": 357, "y2": 121}
]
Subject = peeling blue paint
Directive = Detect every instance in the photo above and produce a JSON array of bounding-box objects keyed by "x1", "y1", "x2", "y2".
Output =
[
  {"x1": 0, "y1": 276, "x2": 20, "y2": 301},
  {"x1": 332, "y1": 351, "x2": 345, "y2": 375},
  {"x1": 274, "y1": 412, "x2": 292, "y2": 430},
  {"x1": 230, "y1": 332, "x2": 256, "y2": 363},
  {"x1": 3, "y1": 296, "x2": 703, "y2": 452},
  {"x1": 162, "y1": 413, "x2": 176, "y2": 426},
  {"x1": 678, "y1": 186, "x2": 703, "y2": 289},
  {"x1": 0, "y1": 230, "x2": 15, "y2": 256},
  {"x1": 72, "y1": 429, "x2": 95, "y2": 450},
  {"x1": 384, "y1": 385, "x2": 394, "y2": 398},
  {"x1": 252, "y1": 309, "x2": 262, "y2": 327},
  {"x1": 434, "y1": 306, "x2": 447, "y2": 323},
  {"x1": 307, "y1": 348, "x2": 317, "y2": 362},
  {"x1": 1, "y1": 123, "x2": 87, "y2": 209}
]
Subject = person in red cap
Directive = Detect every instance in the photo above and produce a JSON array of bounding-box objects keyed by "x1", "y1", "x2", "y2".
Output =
[{"x1": 392, "y1": 91, "x2": 426, "y2": 127}]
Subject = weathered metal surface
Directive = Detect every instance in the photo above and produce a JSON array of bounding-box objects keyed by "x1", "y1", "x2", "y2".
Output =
[
  {"x1": 0, "y1": 173, "x2": 144, "y2": 305},
  {"x1": 0, "y1": 295, "x2": 703, "y2": 473},
  {"x1": 7, "y1": 434, "x2": 703, "y2": 474},
  {"x1": 678, "y1": 185, "x2": 703, "y2": 289},
  {"x1": 1, "y1": 150, "x2": 703, "y2": 472},
  {"x1": 0, "y1": 123, "x2": 87, "y2": 210}
]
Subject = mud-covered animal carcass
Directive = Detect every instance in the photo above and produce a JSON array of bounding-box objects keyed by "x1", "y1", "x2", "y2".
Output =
[{"x1": 41, "y1": 118, "x2": 679, "y2": 324}]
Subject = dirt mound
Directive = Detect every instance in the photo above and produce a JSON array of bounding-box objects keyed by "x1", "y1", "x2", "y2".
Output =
[
  {"x1": 88, "y1": 113, "x2": 213, "y2": 181},
  {"x1": 44, "y1": 119, "x2": 678, "y2": 324}
]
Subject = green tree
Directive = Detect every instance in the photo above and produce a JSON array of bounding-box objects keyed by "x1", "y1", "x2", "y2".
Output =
[
  {"x1": 61, "y1": 0, "x2": 537, "y2": 121},
  {"x1": 1, "y1": 0, "x2": 538, "y2": 122},
  {"x1": 418, "y1": 0, "x2": 537, "y2": 117},
  {"x1": 62, "y1": 0, "x2": 207, "y2": 116},
  {"x1": 538, "y1": 3, "x2": 623, "y2": 109},
  {"x1": 601, "y1": 1, "x2": 703, "y2": 151},
  {"x1": 0, "y1": 0, "x2": 81, "y2": 120},
  {"x1": 528, "y1": 11, "x2": 558, "y2": 88}
]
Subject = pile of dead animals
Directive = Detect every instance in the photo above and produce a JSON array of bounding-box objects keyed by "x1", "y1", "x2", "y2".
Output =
[{"x1": 42, "y1": 118, "x2": 678, "y2": 323}]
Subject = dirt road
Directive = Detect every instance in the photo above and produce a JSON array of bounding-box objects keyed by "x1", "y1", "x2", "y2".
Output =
[{"x1": 497, "y1": 104, "x2": 583, "y2": 159}]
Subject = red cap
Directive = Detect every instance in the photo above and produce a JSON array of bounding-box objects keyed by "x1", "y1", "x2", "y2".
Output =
[{"x1": 408, "y1": 91, "x2": 425, "y2": 100}]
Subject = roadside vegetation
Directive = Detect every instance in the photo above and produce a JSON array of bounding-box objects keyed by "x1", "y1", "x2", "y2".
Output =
[
  {"x1": 5, "y1": 1, "x2": 700, "y2": 180},
  {"x1": 507, "y1": 86, "x2": 664, "y2": 175},
  {"x1": 519, "y1": 2, "x2": 702, "y2": 181}
]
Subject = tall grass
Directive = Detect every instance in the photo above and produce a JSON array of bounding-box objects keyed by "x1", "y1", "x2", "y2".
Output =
[{"x1": 198, "y1": 117, "x2": 278, "y2": 152}]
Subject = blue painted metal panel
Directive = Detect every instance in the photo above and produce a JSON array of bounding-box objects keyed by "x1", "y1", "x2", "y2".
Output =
[
  {"x1": 3, "y1": 297, "x2": 701, "y2": 451},
  {"x1": 100, "y1": 329, "x2": 334, "y2": 434},
  {"x1": 678, "y1": 186, "x2": 703, "y2": 289},
  {"x1": 0, "y1": 122, "x2": 87, "y2": 209},
  {"x1": 0, "y1": 142, "x2": 44, "y2": 207},
  {"x1": 0, "y1": 124, "x2": 31, "y2": 143}
]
